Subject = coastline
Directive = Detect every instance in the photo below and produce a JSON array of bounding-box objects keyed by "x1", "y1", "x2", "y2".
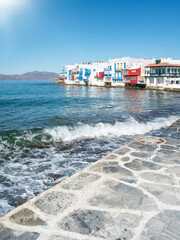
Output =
[
  {"x1": 0, "y1": 119, "x2": 179, "y2": 240},
  {"x1": 54, "y1": 81, "x2": 180, "y2": 92}
]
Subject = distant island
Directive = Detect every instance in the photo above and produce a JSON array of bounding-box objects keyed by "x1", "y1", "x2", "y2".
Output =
[{"x1": 0, "y1": 71, "x2": 59, "y2": 80}]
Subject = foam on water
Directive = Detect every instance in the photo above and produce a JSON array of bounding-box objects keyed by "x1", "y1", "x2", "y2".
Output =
[
  {"x1": 45, "y1": 116, "x2": 178, "y2": 142},
  {"x1": 0, "y1": 81, "x2": 180, "y2": 216}
]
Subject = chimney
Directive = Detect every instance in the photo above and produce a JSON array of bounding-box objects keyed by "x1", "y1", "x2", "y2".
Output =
[{"x1": 155, "y1": 59, "x2": 161, "y2": 65}]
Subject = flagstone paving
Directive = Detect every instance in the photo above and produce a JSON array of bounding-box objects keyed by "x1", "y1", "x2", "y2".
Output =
[{"x1": 0, "y1": 119, "x2": 180, "y2": 240}]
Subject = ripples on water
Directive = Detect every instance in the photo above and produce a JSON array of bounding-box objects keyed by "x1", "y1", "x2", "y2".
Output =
[{"x1": 0, "y1": 80, "x2": 179, "y2": 215}]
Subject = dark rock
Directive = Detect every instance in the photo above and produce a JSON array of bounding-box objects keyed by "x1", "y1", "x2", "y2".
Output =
[{"x1": 52, "y1": 174, "x2": 61, "y2": 181}]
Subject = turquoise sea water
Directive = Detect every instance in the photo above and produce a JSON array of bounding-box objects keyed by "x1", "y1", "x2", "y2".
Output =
[{"x1": 0, "y1": 80, "x2": 180, "y2": 215}]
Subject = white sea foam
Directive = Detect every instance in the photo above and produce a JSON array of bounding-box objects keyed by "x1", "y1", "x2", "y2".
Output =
[{"x1": 44, "y1": 116, "x2": 178, "y2": 142}]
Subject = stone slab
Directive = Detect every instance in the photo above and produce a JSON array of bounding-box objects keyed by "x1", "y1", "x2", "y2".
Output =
[
  {"x1": 140, "y1": 210, "x2": 180, "y2": 240},
  {"x1": 59, "y1": 209, "x2": 112, "y2": 235},
  {"x1": 125, "y1": 159, "x2": 163, "y2": 171},
  {"x1": 0, "y1": 119, "x2": 179, "y2": 240},
  {"x1": 0, "y1": 223, "x2": 39, "y2": 240},
  {"x1": 34, "y1": 191, "x2": 76, "y2": 215},
  {"x1": 88, "y1": 180, "x2": 158, "y2": 211},
  {"x1": 96, "y1": 213, "x2": 142, "y2": 240},
  {"x1": 10, "y1": 208, "x2": 46, "y2": 226},
  {"x1": 140, "y1": 182, "x2": 180, "y2": 205}
]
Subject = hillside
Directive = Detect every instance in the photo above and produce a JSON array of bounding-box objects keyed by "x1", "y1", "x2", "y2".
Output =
[{"x1": 0, "y1": 71, "x2": 59, "y2": 80}]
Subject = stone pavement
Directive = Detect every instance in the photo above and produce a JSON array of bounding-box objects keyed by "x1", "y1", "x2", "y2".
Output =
[{"x1": 0, "y1": 119, "x2": 180, "y2": 240}]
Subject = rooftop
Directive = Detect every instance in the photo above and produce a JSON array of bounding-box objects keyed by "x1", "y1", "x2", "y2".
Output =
[{"x1": 146, "y1": 62, "x2": 180, "y2": 67}]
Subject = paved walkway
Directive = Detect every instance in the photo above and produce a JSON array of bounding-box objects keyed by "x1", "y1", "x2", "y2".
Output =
[{"x1": 0, "y1": 120, "x2": 180, "y2": 240}]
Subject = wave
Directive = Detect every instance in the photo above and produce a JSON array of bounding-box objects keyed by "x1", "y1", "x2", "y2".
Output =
[{"x1": 44, "y1": 116, "x2": 178, "y2": 142}]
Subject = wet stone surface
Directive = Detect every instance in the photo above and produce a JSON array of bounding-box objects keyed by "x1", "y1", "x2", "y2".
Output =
[
  {"x1": 125, "y1": 159, "x2": 163, "y2": 171},
  {"x1": 96, "y1": 213, "x2": 142, "y2": 240},
  {"x1": 34, "y1": 191, "x2": 76, "y2": 215},
  {"x1": 0, "y1": 223, "x2": 39, "y2": 240},
  {"x1": 88, "y1": 180, "x2": 158, "y2": 211},
  {"x1": 106, "y1": 154, "x2": 118, "y2": 160},
  {"x1": 153, "y1": 153, "x2": 180, "y2": 165},
  {"x1": 140, "y1": 172, "x2": 176, "y2": 185},
  {"x1": 140, "y1": 210, "x2": 180, "y2": 240},
  {"x1": 128, "y1": 141, "x2": 157, "y2": 152},
  {"x1": 121, "y1": 156, "x2": 130, "y2": 162},
  {"x1": 130, "y1": 151, "x2": 153, "y2": 159},
  {"x1": 166, "y1": 166, "x2": 180, "y2": 178},
  {"x1": 10, "y1": 208, "x2": 46, "y2": 226},
  {"x1": 48, "y1": 236, "x2": 81, "y2": 240},
  {"x1": 0, "y1": 120, "x2": 179, "y2": 240},
  {"x1": 90, "y1": 162, "x2": 136, "y2": 183},
  {"x1": 59, "y1": 209, "x2": 112, "y2": 235},
  {"x1": 140, "y1": 182, "x2": 180, "y2": 205},
  {"x1": 115, "y1": 148, "x2": 130, "y2": 155},
  {"x1": 62, "y1": 172, "x2": 101, "y2": 190}
]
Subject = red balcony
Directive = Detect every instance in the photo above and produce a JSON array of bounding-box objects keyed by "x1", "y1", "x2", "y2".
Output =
[
  {"x1": 95, "y1": 73, "x2": 98, "y2": 78},
  {"x1": 129, "y1": 68, "x2": 141, "y2": 76},
  {"x1": 95, "y1": 72, "x2": 104, "y2": 78},
  {"x1": 99, "y1": 72, "x2": 104, "y2": 78}
]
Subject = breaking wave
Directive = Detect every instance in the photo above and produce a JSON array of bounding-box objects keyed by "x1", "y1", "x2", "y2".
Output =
[{"x1": 45, "y1": 116, "x2": 178, "y2": 142}]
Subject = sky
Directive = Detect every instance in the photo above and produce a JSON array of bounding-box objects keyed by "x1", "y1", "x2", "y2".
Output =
[{"x1": 0, "y1": 0, "x2": 180, "y2": 74}]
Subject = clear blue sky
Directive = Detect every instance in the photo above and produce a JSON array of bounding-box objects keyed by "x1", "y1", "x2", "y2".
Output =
[{"x1": 0, "y1": 0, "x2": 180, "y2": 74}]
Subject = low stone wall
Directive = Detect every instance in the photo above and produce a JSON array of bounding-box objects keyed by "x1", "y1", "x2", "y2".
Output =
[{"x1": 0, "y1": 120, "x2": 180, "y2": 240}]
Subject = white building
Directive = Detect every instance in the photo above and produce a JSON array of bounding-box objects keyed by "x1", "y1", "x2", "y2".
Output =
[
  {"x1": 59, "y1": 57, "x2": 180, "y2": 89},
  {"x1": 145, "y1": 59, "x2": 180, "y2": 89}
]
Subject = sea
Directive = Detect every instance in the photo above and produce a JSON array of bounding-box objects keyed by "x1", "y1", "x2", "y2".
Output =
[{"x1": 0, "y1": 80, "x2": 179, "y2": 216}]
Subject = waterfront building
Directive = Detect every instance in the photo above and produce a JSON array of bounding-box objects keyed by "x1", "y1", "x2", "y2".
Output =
[
  {"x1": 145, "y1": 59, "x2": 180, "y2": 89},
  {"x1": 59, "y1": 57, "x2": 180, "y2": 89}
]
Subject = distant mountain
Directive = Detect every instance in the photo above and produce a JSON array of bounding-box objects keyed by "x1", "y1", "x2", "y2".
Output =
[{"x1": 0, "y1": 71, "x2": 59, "y2": 80}]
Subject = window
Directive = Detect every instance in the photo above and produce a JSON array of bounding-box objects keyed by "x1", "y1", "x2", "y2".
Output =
[
  {"x1": 150, "y1": 78, "x2": 154, "y2": 84},
  {"x1": 176, "y1": 81, "x2": 179, "y2": 84}
]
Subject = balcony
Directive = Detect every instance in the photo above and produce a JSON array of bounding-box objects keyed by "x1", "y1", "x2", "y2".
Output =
[
  {"x1": 95, "y1": 73, "x2": 98, "y2": 78},
  {"x1": 112, "y1": 76, "x2": 122, "y2": 81},
  {"x1": 77, "y1": 70, "x2": 83, "y2": 74},
  {"x1": 85, "y1": 69, "x2": 91, "y2": 75},
  {"x1": 78, "y1": 75, "x2": 83, "y2": 80},
  {"x1": 95, "y1": 72, "x2": 104, "y2": 78},
  {"x1": 115, "y1": 68, "x2": 122, "y2": 72}
]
